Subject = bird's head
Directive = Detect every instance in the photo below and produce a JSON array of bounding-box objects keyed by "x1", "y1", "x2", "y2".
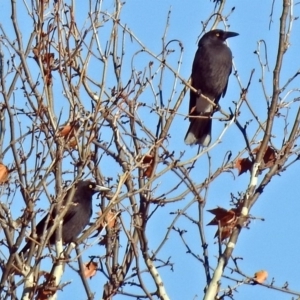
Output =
[
  {"x1": 200, "y1": 29, "x2": 239, "y2": 45},
  {"x1": 77, "y1": 180, "x2": 110, "y2": 196}
]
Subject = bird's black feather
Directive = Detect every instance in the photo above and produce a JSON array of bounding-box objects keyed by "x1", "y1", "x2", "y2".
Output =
[
  {"x1": 20, "y1": 180, "x2": 109, "y2": 255},
  {"x1": 185, "y1": 29, "x2": 238, "y2": 146}
]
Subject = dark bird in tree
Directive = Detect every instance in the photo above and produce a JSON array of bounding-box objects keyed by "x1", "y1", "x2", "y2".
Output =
[
  {"x1": 20, "y1": 180, "x2": 110, "y2": 255},
  {"x1": 184, "y1": 29, "x2": 238, "y2": 146}
]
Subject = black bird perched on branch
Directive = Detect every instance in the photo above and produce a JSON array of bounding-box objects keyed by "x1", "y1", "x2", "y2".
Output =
[
  {"x1": 20, "y1": 180, "x2": 110, "y2": 255},
  {"x1": 184, "y1": 29, "x2": 238, "y2": 146}
]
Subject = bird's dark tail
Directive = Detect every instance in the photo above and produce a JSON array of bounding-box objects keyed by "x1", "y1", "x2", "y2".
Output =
[{"x1": 184, "y1": 117, "x2": 212, "y2": 146}]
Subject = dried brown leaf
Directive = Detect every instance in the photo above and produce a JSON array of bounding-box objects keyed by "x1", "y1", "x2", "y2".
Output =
[
  {"x1": 0, "y1": 163, "x2": 9, "y2": 183},
  {"x1": 58, "y1": 121, "x2": 79, "y2": 139},
  {"x1": 235, "y1": 158, "x2": 253, "y2": 175},
  {"x1": 252, "y1": 145, "x2": 276, "y2": 168},
  {"x1": 208, "y1": 207, "x2": 239, "y2": 241},
  {"x1": 142, "y1": 154, "x2": 154, "y2": 178},
  {"x1": 253, "y1": 270, "x2": 268, "y2": 284},
  {"x1": 83, "y1": 262, "x2": 98, "y2": 278},
  {"x1": 97, "y1": 210, "x2": 117, "y2": 231}
]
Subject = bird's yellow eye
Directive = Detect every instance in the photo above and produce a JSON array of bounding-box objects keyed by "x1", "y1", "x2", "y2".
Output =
[
  {"x1": 89, "y1": 184, "x2": 93, "y2": 189},
  {"x1": 215, "y1": 33, "x2": 220, "y2": 37}
]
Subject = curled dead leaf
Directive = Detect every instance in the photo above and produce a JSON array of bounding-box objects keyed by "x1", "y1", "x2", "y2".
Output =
[
  {"x1": 58, "y1": 121, "x2": 82, "y2": 150},
  {"x1": 42, "y1": 53, "x2": 54, "y2": 67},
  {"x1": 58, "y1": 124, "x2": 73, "y2": 138},
  {"x1": 35, "y1": 289, "x2": 56, "y2": 300},
  {"x1": 252, "y1": 145, "x2": 276, "y2": 168},
  {"x1": 207, "y1": 207, "x2": 239, "y2": 241},
  {"x1": 235, "y1": 158, "x2": 253, "y2": 176},
  {"x1": 93, "y1": 210, "x2": 119, "y2": 246},
  {"x1": 34, "y1": 273, "x2": 57, "y2": 300},
  {"x1": 97, "y1": 210, "x2": 117, "y2": 231},
  {"x1": 58, "y1": 121, "x2": 80, "y2": 139},
  {"x1": 207, "y1": 207, "x2": 238, "y2": 226},
  {"x1": 141, "y1": 154, "x2": 155, "y2": 178},
  {"x1": 142, "y1": 154, "x2": 153, "y2": 164},
  {"x1": 0, "y1": 163, "x2": 9, "y2": 183},
  {"x1": 253, "y1": 270, "x2": 268, "y2": 284},
  {"x1": 83, "y1": 262, "x2": 98, "y2": 278}
]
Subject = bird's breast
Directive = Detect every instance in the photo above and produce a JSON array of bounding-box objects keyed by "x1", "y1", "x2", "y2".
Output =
[{"x1": 192, "y1": 44, "x2": 232, "y2": 98}]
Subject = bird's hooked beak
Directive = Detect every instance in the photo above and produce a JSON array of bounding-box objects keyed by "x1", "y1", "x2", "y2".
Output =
[
  {"x1": 224, "y1": 31, "x2": 239, "y2": 39},
  {"x1": 94, "y1": 185, "x2": 111, "y2": 192}
]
